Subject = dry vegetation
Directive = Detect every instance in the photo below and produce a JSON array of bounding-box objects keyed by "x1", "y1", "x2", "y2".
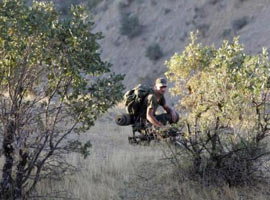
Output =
[
  {"x1": 0, "y1": 108, "x2": 269, "y2": 199},
  {"x1": 30, "y1": 108, "x2": 270, "y2": 200}
]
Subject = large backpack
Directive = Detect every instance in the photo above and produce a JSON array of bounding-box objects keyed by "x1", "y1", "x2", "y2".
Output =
[{"x1": 124, "y1": 84, "x2": 153, "y2": 117}]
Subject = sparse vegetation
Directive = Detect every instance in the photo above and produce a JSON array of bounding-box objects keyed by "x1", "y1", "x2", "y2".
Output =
[
  {"x1": 222, "y1": 28, "x2": 232, "y2": 39},
  {"x1": 232, "y1": 16, "x2": 249, "y2": 31},
  {"x1": 209, "y1": 0, "x2": 218, "y2": 5},
  {"x1": 35, "y1": 118, "x2": 270, "y2": 200},
  {"x1": 151, "y1": 0, "x2": 157, "y2": 6},
  {"x1": 87, "y1": 0, "x2": 103, "y2": 9},
  {"x1": 164, "y1": 8, "x2": 171, "y2": 14},
  {"x1": 145, "y1": 43, "x2": 163, "y2": 61},
  {"x1": 120, "y1": 13, "x2": 142, "y2": 39},
  {"x1": 165, "y1": 32, "x2": 270, "y2": 186},
  {"x1": 118, "y1": 0, "x2": 134, "y2": 9},
  {"x1": 194, "y1": 6, "x2": 206, "y2": 19},
  {"x1": 197, "y1": 23, "x2": 210, "y2": 37}
]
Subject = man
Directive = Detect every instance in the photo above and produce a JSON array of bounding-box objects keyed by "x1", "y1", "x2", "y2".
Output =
[
  {"x1": 144, "y1": 77, "x2": 178, "y2": 128},
  {"x1": 115, "y1": 77, "x2": 178, "y2": 128}
]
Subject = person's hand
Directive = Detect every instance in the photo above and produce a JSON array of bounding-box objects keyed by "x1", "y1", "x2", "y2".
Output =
[
  {"x1": 153, "y1": 123, "x2": 164, "y2": 130},
  {"x1": 158, "y1": 123, "x2": 165, "y2": 128},
  {"x1": 171, "y1": 110, "x2": 177, "y2": 123}
]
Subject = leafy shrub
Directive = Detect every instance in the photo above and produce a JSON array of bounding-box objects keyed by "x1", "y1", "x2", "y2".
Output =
[
  {"x1": 120, "y1": 13, "x2": 142, "y2": 39},
  {"x1": 0, "y1": 1, "x2": 124, "y2": 199},
  {"x1": 165, "y1": 32, "x2": 270, "y2": 186},
  {"x1": 145, "y1": 43, "x2": 163, "y2": 61}
]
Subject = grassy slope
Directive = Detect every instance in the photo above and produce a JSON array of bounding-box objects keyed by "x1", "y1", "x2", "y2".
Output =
[{"x1": 37, "y1": 109, "x2": 270, "y2": 200}]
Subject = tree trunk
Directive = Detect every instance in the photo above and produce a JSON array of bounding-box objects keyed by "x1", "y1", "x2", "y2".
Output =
[
  {"x1": 0, "y1": 121, "x2": 15, "y2": 199},
  {"x1": 14, "y1": 151, "x2": 28, "y2": 200}
]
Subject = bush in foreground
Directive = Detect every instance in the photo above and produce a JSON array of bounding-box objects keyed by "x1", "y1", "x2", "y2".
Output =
[
  {"x1": 0, "y1": 0, "x2": 124, "y2": 199},
  {"x1": 165, "y1": 32, "x2": 270, "y2": 186}
]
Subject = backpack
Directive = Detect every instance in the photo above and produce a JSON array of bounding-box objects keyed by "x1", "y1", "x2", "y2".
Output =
[{"x1": 124, "y1": 84, "x2": 153, "y2": 117}]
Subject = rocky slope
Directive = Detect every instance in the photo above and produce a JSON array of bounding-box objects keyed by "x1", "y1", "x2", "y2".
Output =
[{"x1": 93, "y1": 0, "x2": 270, "y2": 90}]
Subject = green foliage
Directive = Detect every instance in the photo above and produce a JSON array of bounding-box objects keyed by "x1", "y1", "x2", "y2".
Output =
[
  {"x1": 165, "y1": 32, "x2": 270, "y2": 186},
  {"x1": 0, "y1": 0, "x2": 124, "y2": 130},
  {"x1": 120, "y1": 12, "x2": 142, "y2": 39},
  {"x1": 145, "y1": 43, "x2": 163, "y2": 61},
  {"x1": 80, "y1": 140, "x2": 92, "y2": 158},
  {"x1": 0, "y1": 0, "x2": 124, "y2": 198}
]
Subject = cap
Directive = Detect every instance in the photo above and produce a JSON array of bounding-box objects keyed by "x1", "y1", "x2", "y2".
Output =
[{"x1": 155, "y1": 77, "x2": 167, "y2": 89}]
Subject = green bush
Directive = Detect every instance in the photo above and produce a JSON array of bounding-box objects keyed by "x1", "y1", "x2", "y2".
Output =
[
  {"x1": 165, "y1": 32, "x2": 270, "y2": 186},
  {"x1": 120, "y1": 13, "x2": 142, "y2": 39},
  {"x1": 145, "y1": 43, "x2": 163, "y2": 61},
  {"x1": 0, "y1": 0, "x2": 124, "y2": 199}
]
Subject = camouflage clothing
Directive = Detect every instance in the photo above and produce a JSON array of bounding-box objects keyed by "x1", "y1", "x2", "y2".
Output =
[
  {"x1": 138, "y1": 93, "x2": 166, "y2": 120},
  {"x1": 146, "y1": 93, "x2": 166, "y2": 113},
  {"x1": 116, "y1": 90, "x2": 177, "y2": 128}
]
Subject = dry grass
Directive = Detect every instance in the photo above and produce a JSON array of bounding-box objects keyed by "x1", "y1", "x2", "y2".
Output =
[
  {"x1": 36, "y1": 108, "x2": 170, "y2": 199},
  {"x1": 171, "y1": 182, "x2": 268, "y2": 200},
  {"x1": 1, "y1": 108, "x2": 270, "y2": 199}
]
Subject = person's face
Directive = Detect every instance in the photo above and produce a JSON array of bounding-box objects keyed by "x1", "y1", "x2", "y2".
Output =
[{"x1": 157, "y1": 86, "x2": 167, "y2": 95}]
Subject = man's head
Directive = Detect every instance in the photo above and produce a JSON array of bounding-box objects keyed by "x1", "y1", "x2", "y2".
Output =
[{"x1": 154, "y1": 77, "x2": 167, "y2": 95}]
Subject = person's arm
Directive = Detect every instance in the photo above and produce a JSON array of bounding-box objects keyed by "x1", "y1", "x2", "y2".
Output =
[
  {"x1": 146, "y1": 107, "x2": 164, "y2": 127},
  {"x1": 163, "y1": 104, "x2": 172, "y2": 114},
  {"x1": 163, "y1": 104, "x2": 177, "y2": 122}
]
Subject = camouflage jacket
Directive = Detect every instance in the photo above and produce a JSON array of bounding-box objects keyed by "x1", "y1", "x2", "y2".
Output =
[{"x1": 139, "y1": 92, "x2": 166, "y2": 119}]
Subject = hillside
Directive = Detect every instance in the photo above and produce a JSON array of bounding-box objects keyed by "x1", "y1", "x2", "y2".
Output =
[{"x1": 93, "y1": 0, "x2": 270, "y2": 90}]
